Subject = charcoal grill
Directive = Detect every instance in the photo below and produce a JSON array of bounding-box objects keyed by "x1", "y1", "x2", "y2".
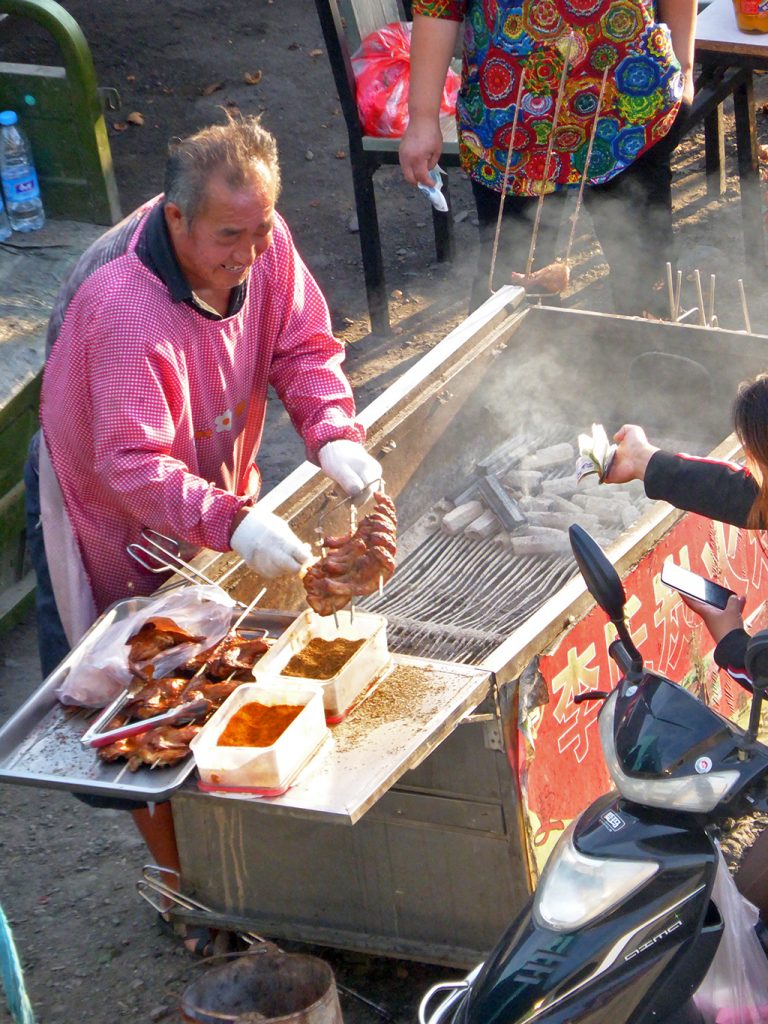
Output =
[
  {"x1": 164, "y1": 294, "x2": 768, "y2": 965},
  {"x1": 3, "y1": 290, "x2": 767, "y2": 967}
]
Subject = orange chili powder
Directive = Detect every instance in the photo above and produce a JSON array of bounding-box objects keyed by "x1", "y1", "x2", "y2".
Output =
[{"x1": 217, "y1": 701, "x2": 304, "y2": 747}]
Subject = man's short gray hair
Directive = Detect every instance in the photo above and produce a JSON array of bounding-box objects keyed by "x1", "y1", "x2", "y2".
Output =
[{"x1": 164, "y1": 111, "x2": 280, "y2": 220}]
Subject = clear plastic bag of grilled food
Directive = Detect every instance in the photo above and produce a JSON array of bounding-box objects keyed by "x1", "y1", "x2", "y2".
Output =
[
  {"x1": 693, "y1": 846, "x2": 768, "y2": 1024},
  {"x1": 57, "y1": 585, "x2": 236, "y2": 708}
]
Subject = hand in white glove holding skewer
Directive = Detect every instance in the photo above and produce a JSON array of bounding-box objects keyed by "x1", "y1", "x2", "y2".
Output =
[
  {"x1": 230, "y1": 505, "x2": 313, "y2": 578},
  {"x1": 319, "y1": 440, "x2": 382, "y2": 505}
]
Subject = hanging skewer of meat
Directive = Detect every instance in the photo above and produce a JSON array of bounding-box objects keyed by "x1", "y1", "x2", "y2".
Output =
[{"x1": 302, "y1": 491, "x2": 397, "y2": 616}]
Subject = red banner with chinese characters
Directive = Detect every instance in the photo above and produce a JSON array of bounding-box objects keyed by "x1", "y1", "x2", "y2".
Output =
[{"x1": 519, "y1": 513, "x2": 768, "y2": 877}]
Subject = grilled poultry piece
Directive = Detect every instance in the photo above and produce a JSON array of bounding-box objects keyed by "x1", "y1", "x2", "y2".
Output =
[
  {"x1": 122, "y1": 675, "x2": 190, "y2": 719},
  {"x1": 95, "y1": 625, "x2": 273, "y2": 770},
  {"x1": 127, "y1": 616, "x2": 205, "y2": 675},
  {"x1": 184, "y1": 679, "x2": 243, "y2": 705},
  {"x1": 510, "y1": 262, "x2": 570, "y2": 295},
  {"x1": 99, "y1": 723, "x2": 202, "y2": 771},
  {"x1": 303, "y1": 491, "x2": 397, "y2": 616},
  {"x1": 181, "y1": 633, "x2": 271, "y2": 680}
]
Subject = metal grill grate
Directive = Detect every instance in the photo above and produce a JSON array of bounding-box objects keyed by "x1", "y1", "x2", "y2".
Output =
[
  {"x1": 361, "y1": 526, "x2": 579, "y2": 664},
  {"x1": 359, "y1": 422, "x2": 584, "y2": 663}
]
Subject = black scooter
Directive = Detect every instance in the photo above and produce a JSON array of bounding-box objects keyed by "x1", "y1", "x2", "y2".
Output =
[{"x1": 420, "y1": 525, "x2": 768, "y2": 1024}]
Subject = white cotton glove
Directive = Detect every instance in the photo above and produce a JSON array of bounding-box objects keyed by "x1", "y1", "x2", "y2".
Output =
[
  {"x1": 318, "y1": 440, "x2": 382, "y2": 504},
  {"x1": 230, "y1": 506, "x2": 313, "y2": 579}
]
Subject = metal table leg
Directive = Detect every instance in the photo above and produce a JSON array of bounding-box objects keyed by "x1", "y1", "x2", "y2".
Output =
[{"x1": 732, "y1": 71, "x2": 766, "y2": 274}]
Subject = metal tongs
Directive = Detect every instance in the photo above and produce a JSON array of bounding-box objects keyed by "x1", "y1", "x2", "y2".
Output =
[
  {"x1": 81, "y1": 698, "x2": 211, "y2": 749},
  {"x1": 127, "y1": 527, "x2": 243, "y2": 597}
]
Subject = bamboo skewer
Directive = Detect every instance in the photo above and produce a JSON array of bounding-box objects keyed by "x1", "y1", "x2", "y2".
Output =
[
  {"x1": 708, "y1": 273, "x2": 716, "y2": 327},
  {"x1": 738, "y1": 278, "x2": 752, "y2": 333},
  {"x1": 694, "y1": 269, "x2": 706, "y2": 326},
  {"x1": 666, "y1": 262, "x2": 675, "y2": 321},
  {"x1": 563, "y1": 66, "x2": 610, "y2": 267},
  {"x1": 525, "y1": 33, "x2": 574, "y2": 280},
  {"x1": 488, "y1": 69, "x2": 527, "y2": 295},
  {"x1": 674, "y1": 269, "x2": 682, "y2": 320}
]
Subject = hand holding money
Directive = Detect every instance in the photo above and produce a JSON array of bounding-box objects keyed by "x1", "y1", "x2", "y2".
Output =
[
  {"x1": 602, "y1": 425, "x2": 659, "y2": 484},
  {"x1": 576, "y1": 423, "x2": 618, "y2": 484}
]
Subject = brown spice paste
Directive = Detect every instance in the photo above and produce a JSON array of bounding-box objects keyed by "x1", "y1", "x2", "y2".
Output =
[
  {"x1": 217, "y1": 701, "x2": 303, "y2": 747},
  {"x1": 282, "y1": 637, "x2": 365, "y2": 680}
]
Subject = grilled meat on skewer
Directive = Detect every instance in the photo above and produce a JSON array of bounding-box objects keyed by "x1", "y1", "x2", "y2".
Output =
[
  {"x1": 303, "y1": 491, "x2": 397, "y2": 616},
  {"x1": 99, "y1": 723, "x2": 203, "y2": 771},
  {"x1": 126, "y1": 616, "x2": 205, "y2": 675},
  {"x1": 184, "y1": 679, "x2": 242, "y2": 705},
  {"x1": 122, "y1": 676, "x2": 190, "y2": 719},
  {"x1": 510, "y1": 262, "x2": 570, "y2": 295},
  {"x1": 181, "y1": 633, "x2": 271, "y2": 680}
]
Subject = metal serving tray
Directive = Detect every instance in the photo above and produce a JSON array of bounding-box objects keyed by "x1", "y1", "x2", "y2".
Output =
[{"x1": 0, "y1": 596, "x2": 294, "y2": 803}]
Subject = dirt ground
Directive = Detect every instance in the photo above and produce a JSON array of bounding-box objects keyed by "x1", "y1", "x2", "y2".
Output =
[{"x1": 3, "y1": 1, "x2": 768, "y2": 1022}]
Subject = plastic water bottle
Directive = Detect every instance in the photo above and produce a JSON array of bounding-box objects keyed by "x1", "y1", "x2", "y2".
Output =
[
  {"x1": 0, "y1": 110, "x2": 45, "y2": 232},
  {"x1": 0, "y1": 193, "x2": 11, "y2": 242}
]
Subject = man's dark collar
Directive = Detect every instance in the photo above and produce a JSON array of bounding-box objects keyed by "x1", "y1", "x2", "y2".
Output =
[{"x1": 136, "y1": 201, "x2": 247, "y2": 319}]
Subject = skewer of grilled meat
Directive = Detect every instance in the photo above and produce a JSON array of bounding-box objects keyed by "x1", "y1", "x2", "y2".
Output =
[
  {"x1": 180, "y1": 632, "x2": 271, "y2": 680},
  {"x1": 99, "y1": 723, "x2": 203, "y2": 771},
  {"x1": 510, "y1": 262, "x2": 570, "y2": 295},
  {"x1": 303, "y1": 491, "x2": 397, "y2": 616}
]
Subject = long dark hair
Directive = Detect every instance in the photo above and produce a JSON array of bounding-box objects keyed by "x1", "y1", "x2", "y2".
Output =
[{"x1": 733, "y1": 374, "x2": 768, "y2": 529}]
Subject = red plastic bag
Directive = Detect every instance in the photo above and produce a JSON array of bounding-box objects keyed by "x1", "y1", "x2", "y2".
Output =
[{"x1": 351, "y1": 22, "x2": 459, "y2": 139}]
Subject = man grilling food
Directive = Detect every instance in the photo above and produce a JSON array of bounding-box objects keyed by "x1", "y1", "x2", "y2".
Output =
[{"x1": 23, "y1": 111, "x2": 382, "y2": 956}]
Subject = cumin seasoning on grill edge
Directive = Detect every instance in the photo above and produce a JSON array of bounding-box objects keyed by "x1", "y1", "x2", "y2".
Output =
[
  {"x1": 217, "y1": 701, "x2": 304, "y2": 747},
  {"x1": 281, "y1": 636, "x2": 365, "y2": 680}
]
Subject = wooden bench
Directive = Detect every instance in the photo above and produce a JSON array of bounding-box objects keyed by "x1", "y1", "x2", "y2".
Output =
[{"x1": 313, "y1": 0, "x2": 461, "y2": 332}]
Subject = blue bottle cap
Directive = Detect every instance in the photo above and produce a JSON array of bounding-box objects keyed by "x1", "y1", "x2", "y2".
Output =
[{"x1": 0, "y1": 111, "x2": 18, "y2": 125}]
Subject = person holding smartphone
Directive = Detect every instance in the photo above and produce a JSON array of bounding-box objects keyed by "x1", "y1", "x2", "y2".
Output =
[{"x1": 605, "y1": 372, "x2": 768, "y2": 691}]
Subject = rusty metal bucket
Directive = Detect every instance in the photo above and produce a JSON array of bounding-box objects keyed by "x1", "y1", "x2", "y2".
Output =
[{"x1": 180, "y1": 950, "x2": 344, "y2": 1024}]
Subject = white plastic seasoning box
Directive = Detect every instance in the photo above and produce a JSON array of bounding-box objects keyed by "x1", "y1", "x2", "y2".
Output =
[
  {"x1": 189, "y1": 681, "x2": 327, "y2": 793},
  {"x1": 255, "y1": 608, "x2": 390, "y2": 722}
]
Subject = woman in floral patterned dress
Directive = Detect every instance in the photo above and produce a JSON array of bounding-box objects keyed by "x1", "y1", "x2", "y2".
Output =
[{"x1": 399, "y1": 0, "x2": 696, "y2": 315}]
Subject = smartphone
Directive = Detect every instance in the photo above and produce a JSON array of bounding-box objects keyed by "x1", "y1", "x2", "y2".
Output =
[{"x1": 660, "y1": 561, "x2": 736, "y2": 610}]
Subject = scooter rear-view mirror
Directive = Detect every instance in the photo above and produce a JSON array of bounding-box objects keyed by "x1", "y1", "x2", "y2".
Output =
[
  {"x1": 569, "y1": 525, "x2": 644, "y2": 679},
  {"x1": 569, "y1": 524, "x2": 626, "y2": 620},
  {"x1": 743, "y1": 630, "x2": 768, "y2": 747}
]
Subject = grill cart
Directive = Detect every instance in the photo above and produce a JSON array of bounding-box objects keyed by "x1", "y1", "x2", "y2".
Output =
[{"x1": 2, "y1": 291, "x2": 766, "y2": 967}]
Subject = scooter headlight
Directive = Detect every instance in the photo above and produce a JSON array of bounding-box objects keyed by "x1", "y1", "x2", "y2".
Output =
[
  {"x1": 534, "y1": 821, "x2": 658, "y2": 930},
  {"x1": 599, "y1": 691, "x2": 740, "y2": 813}
]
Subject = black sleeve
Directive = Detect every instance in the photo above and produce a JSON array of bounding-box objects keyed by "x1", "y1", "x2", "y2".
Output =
[
  {"x1": 713, "y1": 628, "x2": 752, "y2": 692},
  {"x1": 644, "y1": 450, "x2": 759, "y2": 527}
]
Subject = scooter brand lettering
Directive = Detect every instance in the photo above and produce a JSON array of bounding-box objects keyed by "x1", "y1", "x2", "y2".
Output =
[
  {"x1": 624, "y1": 918, "x2": 683, "y2": 960},
  {"x1": 600, "y1": 810, "x2": 625, "y2": 832}
]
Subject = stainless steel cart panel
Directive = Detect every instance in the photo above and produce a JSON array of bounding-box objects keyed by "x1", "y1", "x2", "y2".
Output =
[{"x1": 197, "y1": 656, "x2": 492, "y2": 824}]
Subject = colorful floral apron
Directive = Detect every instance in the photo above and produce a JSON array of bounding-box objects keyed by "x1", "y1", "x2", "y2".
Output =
[{"x1": 423, "y1": 0, "x2": 684, "y2": 195}]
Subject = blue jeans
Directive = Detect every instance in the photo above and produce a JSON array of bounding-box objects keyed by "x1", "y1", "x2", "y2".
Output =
[{"x1": 24, "y1": 433, "x2": 71, "y2": 679}]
